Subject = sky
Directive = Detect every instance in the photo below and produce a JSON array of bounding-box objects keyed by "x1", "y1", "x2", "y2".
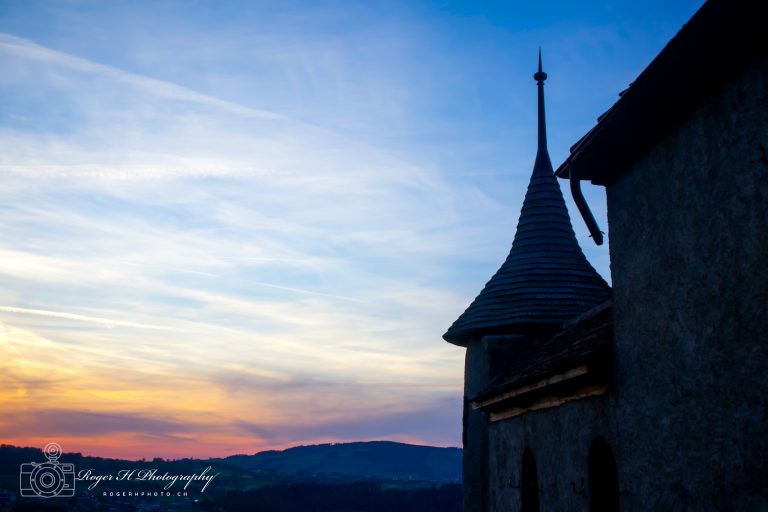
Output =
[{"x1": 0, "y1": 0, "x2": 705, "y2": 460}]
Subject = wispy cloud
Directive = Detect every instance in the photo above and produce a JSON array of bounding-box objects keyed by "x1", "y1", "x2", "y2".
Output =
[
  {"x1": 0, "y1": 29, "x2": 485, "y2": 457},
  {"x1": 0, "y1": 33, "x2": 283, "y2": 121},
  {"x1": 0, "y1": 306, "x2": 184, "y2": 331},
  {"x1": 244, "y1": 280, "x2": 364, "y2": 303},
  {"x1": 0, "y1": 0, "x2": 681, "y2": 458}
]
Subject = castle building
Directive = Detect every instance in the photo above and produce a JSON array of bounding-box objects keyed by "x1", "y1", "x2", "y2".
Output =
[{"x1": 444, "y1": 0, "x2": 768, "y2": 510}]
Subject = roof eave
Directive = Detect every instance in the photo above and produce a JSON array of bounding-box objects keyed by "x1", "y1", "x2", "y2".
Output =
[
  {"x1": 443, "y1": 318, "x2": 581, "y2": 347},
  {"x1": 555, "y1": 0, "x2": 768, "y2": 184}
]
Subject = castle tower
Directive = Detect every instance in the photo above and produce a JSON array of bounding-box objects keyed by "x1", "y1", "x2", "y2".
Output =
[
  {"x1": 445, "y1": 53, "x2": 611, "y2": 511},
  {"x1": 444, "y1": 52, "x2": 610, "y2": 346}
]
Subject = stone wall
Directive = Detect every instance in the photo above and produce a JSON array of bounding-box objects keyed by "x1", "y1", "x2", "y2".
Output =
[
  {"x1": 605, "y1": 49, "x2": 768, "y2": 510},
  {"x1": 462, "y1": 341, "x2": 489, "y2": 512},
  {"x1": 487, "y1": 394, "x2": 618, "y2": 511}
]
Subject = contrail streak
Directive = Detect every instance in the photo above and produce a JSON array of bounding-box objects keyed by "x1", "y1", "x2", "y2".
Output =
[{"x1": 0, "y1": 306, "x2": 182, "y2": 331}]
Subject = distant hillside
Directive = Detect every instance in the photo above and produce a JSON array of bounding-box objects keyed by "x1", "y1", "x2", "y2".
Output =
[
  {"x1": 0, "y1": 443, "x2": 462, "y2": 511},
  {"x1": 219, "y1": 441, "x2": 462, "y2": 482}
]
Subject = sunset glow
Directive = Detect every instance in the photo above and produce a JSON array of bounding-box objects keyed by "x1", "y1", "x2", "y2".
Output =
[{"x1": 0, "y1": 0, "x2": 703, "y2": 459}]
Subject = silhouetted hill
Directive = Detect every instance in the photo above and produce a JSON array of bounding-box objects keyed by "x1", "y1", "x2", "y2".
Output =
[
  {"x1": 0, "y1": 443, "x2": 461, "y2": 511},
  {"x1": 218, "y1": 441, "x2": 462, "y2": 482}
]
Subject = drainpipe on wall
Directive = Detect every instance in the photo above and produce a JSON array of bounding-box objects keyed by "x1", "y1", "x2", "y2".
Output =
[{"x1": 568, "y1": 164, "x2": 604, "y2": 245}]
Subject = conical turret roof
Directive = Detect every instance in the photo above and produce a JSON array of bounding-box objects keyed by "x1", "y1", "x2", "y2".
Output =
[{"x1": 444, "y1": 53, "x2": 611, "y2": 346}]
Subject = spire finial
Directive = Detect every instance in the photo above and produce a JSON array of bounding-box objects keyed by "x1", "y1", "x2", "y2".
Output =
[
  {"x1": 534, "y1": 48, "x2": 547, "y2": 83},
  {"x1": 534, "y1": 49, "x2": 548, "y2": 153}
]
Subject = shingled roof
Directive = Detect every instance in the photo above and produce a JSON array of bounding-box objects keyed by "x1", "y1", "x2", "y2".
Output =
[{"x1": 443, "y1": 54, "x2": 611, "y2": 346}]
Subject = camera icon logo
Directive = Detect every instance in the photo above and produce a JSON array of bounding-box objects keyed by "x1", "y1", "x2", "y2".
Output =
[{"x1": 19, "y1": 443, "x2": 76, "y2": 498}]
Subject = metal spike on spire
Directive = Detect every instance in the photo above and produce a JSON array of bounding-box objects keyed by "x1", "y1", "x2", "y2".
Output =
[
  {"x1": 533, "y1": 49, "x2": 549, "y2": 161},
  {"x1": 534, "y1": 47, "x2": 547, "y2": 83}
]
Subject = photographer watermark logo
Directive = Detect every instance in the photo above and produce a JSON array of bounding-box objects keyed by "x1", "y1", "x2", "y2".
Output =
[{"x1": 19, "y1": 443, "x2": 76, "y2": 498}]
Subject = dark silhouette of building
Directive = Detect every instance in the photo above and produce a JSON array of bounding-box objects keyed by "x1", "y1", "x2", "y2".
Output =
[{"x1": 444, "y1": 0, "x2": 768, "y2": 510}]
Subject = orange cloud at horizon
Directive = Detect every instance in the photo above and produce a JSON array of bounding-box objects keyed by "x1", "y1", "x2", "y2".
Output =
[{"x1": 1, "y1": 314, "x2": 461, "y2": 460}]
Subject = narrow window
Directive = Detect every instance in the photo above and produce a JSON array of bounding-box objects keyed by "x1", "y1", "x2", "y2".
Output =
[
  {"x1": 589, "y1": 436, "x2": 620, "y2": 512},
  {"x1": 521, "y1": 447, "x2": 540, "y2": 512}
]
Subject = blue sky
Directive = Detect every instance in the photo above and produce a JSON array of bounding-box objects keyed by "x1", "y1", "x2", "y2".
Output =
[{"x1": 0, "y1": 0, "x2": 704, "y2": 459}]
